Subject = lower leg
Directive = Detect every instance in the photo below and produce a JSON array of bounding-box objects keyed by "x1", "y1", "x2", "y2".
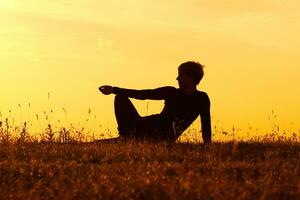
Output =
[{"x1": 114, "y1": 95, "x2": 140, "y2": 138}]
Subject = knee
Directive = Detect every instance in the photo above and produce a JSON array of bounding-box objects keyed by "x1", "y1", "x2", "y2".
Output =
[{"x1": 114, "y1": 95, "x2": 128, "y2": 104}]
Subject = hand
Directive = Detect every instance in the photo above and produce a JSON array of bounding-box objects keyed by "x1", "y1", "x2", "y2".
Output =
[{"x1": 99, "y1": 85, "x2": 114, "y2": 95}]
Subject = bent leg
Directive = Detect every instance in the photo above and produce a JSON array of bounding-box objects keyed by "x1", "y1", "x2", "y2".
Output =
[{"x1": 114, "y1": 95, "x2": 140, "y2": 138}]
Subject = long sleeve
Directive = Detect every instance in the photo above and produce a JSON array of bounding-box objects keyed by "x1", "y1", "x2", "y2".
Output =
[
  {"x1": 199, "y1": 93, "x2": 212, "y2": 143},
  {"x1": 113, "y1": 86, "x2": 176, "y2": 100}
]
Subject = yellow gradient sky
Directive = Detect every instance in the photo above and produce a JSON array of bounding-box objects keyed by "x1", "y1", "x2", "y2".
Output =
[{"x1": 1, "y1": 0, "x2": 299, "y2": 137}]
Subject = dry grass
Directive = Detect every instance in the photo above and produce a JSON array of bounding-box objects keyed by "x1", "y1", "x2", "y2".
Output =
[
  {"x1": 1, "y1": 111, "x2": 300, "y2": 199},
  {"x1": 0, "y1": 138, "x2": 300, "y2": 200}
]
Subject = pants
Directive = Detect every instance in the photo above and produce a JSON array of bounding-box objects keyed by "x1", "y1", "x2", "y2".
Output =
[
  {"x1": 114, "y1": 95, "x2": 175, "y2": 142},
  {"x1": 114, "y1": 95, "x2": 142, "y2": 139}
]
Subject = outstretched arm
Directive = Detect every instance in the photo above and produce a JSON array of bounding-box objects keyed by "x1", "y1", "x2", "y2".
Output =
[
  {"x1": 200, "y1": 93, "x2": 212, "y2": 143},
  {"x1": 99, "y1": 85, "x2": 175, "y2": 100}
]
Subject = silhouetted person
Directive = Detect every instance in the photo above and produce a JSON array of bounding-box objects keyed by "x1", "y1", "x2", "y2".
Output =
[{"x1": 99, "y1": 61, "x2": 212, "y2": 143}]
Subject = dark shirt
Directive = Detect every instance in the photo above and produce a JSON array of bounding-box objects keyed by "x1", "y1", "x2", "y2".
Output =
[{"x1": 113, "y1": 86, "x2": 212, "y2": 143}]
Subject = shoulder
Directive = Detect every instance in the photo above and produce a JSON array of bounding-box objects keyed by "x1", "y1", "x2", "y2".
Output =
[
  {"x1": 197, "y1": 91, "x2": 210, "y2": 105},
  {"x1": 198, "y1": 91, "x2": 209, "y2": 98}
]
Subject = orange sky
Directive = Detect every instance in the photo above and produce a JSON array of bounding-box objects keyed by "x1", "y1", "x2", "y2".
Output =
[{"x1": 1, "y1": 0, "x2": 300, "y2": 139}]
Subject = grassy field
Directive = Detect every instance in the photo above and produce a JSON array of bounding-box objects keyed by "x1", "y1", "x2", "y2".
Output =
[{"x1": 0, "y1": 138, "x2": 299, "y2": 200}]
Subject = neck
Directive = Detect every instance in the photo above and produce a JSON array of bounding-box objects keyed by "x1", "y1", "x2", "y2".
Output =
[{"x1": 182, "y1": 86, "x2": 197, "y2": 95}]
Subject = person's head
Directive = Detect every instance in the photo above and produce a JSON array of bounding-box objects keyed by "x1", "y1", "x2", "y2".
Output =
[{"x1": 177, "y1": 61, "x2": 204, "y2": 89}]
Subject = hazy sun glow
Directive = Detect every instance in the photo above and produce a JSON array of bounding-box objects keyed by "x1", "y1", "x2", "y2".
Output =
[{"x1": 1, "y1": 0, "x2": 300, "y2": 139}]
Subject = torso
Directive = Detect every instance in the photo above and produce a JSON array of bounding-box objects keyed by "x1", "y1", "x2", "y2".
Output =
[{"x1": 140, "y1": 87, "x2": 210, "y2": 141}]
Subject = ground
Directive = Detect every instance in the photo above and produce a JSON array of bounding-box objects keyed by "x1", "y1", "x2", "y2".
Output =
[{"x1": 0, "y1": 140, "x2": 299, "y2": 199}]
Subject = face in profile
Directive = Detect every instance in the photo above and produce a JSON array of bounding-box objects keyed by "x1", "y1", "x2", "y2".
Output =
[{"x1": 176, "y1": 70, "x2": 196, "y2": 89}]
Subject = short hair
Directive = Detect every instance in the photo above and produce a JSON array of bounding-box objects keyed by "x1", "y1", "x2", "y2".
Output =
[{"x1": 178, "y1": 61, "x2": 204, "y2": 85}]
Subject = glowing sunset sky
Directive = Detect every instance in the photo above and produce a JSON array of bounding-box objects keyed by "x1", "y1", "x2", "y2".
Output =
[{"x1": 1, "y1": 0, "x2": 299, "y2": 137}]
